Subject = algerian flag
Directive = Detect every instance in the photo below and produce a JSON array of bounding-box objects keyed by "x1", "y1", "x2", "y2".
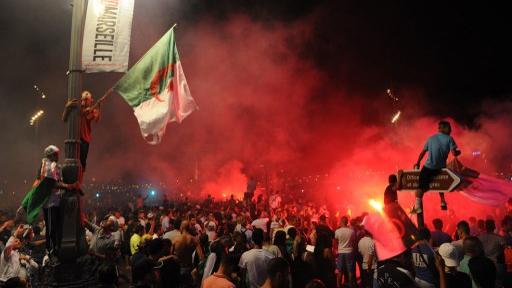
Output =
[
  {"x1": 21, "y1": 178, "x2": 55, "y2": 224},
  {"x1": 113, "y1": 27, "x2": 198, "y2": 144}
]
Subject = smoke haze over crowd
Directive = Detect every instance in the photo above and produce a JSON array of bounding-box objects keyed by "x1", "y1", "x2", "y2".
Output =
[{"x1": 1, "y1": 1, "x2": 512, "y2": 215}]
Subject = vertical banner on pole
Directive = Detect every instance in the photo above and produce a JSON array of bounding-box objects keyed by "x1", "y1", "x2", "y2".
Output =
[{"x1": 82, "y1": 0, "x2": 134, "y2": 73}]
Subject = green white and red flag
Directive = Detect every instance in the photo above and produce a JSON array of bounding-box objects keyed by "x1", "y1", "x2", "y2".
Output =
[{"x1": 113, "y1": 27, "x2": 198, "y2": 144}]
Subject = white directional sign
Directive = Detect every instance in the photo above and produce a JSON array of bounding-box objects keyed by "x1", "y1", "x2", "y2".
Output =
[{"x1": 398, "y1": 168, "x2": 461, "y2": 192}]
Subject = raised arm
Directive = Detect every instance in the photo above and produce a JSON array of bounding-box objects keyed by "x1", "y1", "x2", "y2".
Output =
[
  {"x1": 148, "y1": 219, "x2": 156, "y2": 235},
  {"x1": 83, "y1": 220, "x2": 100, "y2": 235}
]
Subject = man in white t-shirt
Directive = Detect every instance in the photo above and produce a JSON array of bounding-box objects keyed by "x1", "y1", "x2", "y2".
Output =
[
  {"x1": 163, "y1": 218, "x2": 182, "y2": 243},
  {"x1": 358, "y1": 230, "x2": 377, "y2": 288},
  {"x1": 335, "y1": 216, "x2": 355, "y2": 288},
  {"x1": 204, "y1": 213, "x2": 218, "y2": 231},
  {"x1": 251, "y1": 211, "x2": 270, "y2": 233},
  {"x1": 204, "y1": 214, "x2": 218, "y2": 242},
  {"x1": 0, "y1": 237, "x2": 38, "y2": 285},
  {"x1": 160, "y1": 210, "x2": 170, "y2": 232},
  {"x1": 239, "y1": 228, "x2": 275, "y2": 288}
]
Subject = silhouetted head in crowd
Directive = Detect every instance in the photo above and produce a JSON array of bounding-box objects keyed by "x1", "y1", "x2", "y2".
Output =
[
  {"x1": 456, "y1": 220, "x2": 470, "y2": 239},
  {"x1": 173, "y1": 218, "x2": 182, "y2": 230},
  {"x1": 438, "y1": 120, "x2": 452, "y2": 134},
  {"x1": 340, "y1": 216, "x2": 349, "y2": 227},
  {"x1": 485, "y1": 219, "x2": 496, "y2": 233},
  {"x1": 287, "y1": 227, "x2": 297, "y2": 240},
  {"x1": 477, "y1": 219, "x2": 485, "y2": 232},
  {"x1": 180, "y1": 220, "x2": 190, "y2": 234},
  {"x1": 265, "y1": 257, "x2": 290, "y2": 288},
  {"x1": 319, "y1": 214, "x2": 327, "y2": 224},
  {"x1": 388, "y1": 174, "x2": 398, "y2": 185},
  {"x1": 133, "y1": 224, "x2": 144, "y2": 236},
  {"x1": 252, "y1": 228, "x2": 264, "y2": 247},
  {"x1": 432, "y1": 218, "x2": 443, "y2": 231},
  {"x1": 233, "y1": 231, "x2": 247, "y2": 245},
  {"x1": 274, "y1": 230, "x2": 287, "y2": 247}
]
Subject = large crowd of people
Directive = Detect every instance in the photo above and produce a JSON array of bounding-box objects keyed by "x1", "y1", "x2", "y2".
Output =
[{"x1": 1, "y1": 190, "x2": 512, "y2": 288}]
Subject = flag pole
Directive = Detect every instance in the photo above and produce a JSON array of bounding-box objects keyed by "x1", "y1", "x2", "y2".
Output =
[{"x1": 92, "y1": 88, "x2": 113, "y2": 108}]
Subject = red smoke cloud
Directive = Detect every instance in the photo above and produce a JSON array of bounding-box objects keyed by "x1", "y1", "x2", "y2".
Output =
[
  {"x1": 87, "y1": 16, "x2": 319, "y2": 184},
  {"x1": 323, "y1": 110, "x2": 512, "y2": 230},
  {"x1": 81, "y1": 16, "x2": 512, "y2": 230},
  {"x1": 200, "y1": 160, "x2": 247, "y2": 200}
]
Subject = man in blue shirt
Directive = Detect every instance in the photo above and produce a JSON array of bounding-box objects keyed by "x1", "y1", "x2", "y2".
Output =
[
  {"x1": 431, "y1": 218, "x2": 452, "y2": 248},
  {"x1": 411, "y1": 228, "x2": 438, "y2": 287},
  {"x1": 413, "y1": 121, "x2": 461, "y2": 213}
]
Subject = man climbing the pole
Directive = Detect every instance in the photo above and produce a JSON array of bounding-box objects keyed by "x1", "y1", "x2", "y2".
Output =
[
  {"x1": 412, "y1": 120, "x2": 461, "y2": 213},
  {"x1": 62, "y1": 90, "x2": 109, "y2": 173}
]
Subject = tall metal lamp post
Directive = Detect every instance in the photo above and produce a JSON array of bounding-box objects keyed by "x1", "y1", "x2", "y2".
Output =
[{"x1": 44, "y1": 0, "x2": 89, "y2": 285}]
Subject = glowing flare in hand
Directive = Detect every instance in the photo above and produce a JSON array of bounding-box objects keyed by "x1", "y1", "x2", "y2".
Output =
[
  {"x1": 368, "y1": 199, "x2": 384, "y2": 213},
  {"x1": 391, "y1": 110, "x2": 401, "y2": 124}
]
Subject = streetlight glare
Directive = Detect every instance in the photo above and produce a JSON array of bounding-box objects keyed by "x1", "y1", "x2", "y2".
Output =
[{"x1": 29, "y1": 110, "x2": 45, "y2": 126}]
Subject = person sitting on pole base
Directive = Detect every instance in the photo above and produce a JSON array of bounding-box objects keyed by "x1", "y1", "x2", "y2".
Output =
[
  {"x1": 412, "y1": 120, "x2": 461, "y2": 214},
  {"x1": 62, "y1": 90, "x2": 103, "y2": 176}
]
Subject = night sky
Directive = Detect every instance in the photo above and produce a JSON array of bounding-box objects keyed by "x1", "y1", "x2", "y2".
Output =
[
  {"x1": 1, "y1": 0, "x2": 511, "y2": 202},
  {"x1": 189, "y1": 0, "x2": 512, "y2": 120}
]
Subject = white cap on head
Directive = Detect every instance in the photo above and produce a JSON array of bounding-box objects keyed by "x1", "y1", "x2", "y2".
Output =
[
  {"x1": 44, "y1": 145, "x2": 60, "y2": 157},
  {"x1": 439, "y1": 243, "x2": 459, "y2": 267}
]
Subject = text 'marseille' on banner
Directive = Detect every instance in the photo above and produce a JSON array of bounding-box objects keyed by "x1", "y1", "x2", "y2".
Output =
[{"x1": 82, "y1": 0, "x2": 134, "y2": 73}]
